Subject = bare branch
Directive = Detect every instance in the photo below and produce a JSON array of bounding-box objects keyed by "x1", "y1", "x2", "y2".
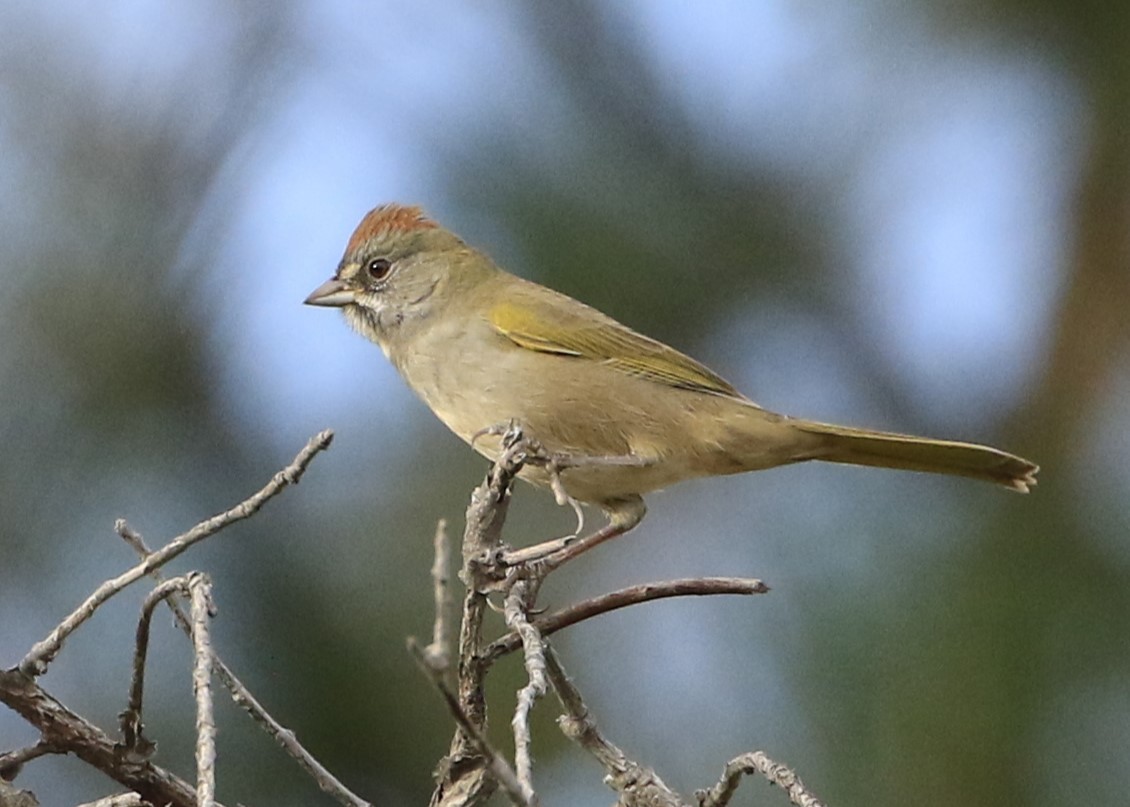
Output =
[
  {"x1": 428, "y1": 436, "x2": 530, "y2": 807},
  {"x1": 407, "y1": 639, "x2": 532, "y2": 807},
  {"x1": 188, "y1": 574, "x2": 217, "y2": 807},
  {"x1": 120, "y1": 577, "x2": 196, "y2": 758},
  {"x1": 421, "y1": 428, "x2": 821, "y2": 807},
  {"x1": 0, "y1": 741, "x2": 59, "y2": 782},
  {"x1": 696, "y1": 751, "x2": 827, "y2": 807},
  {"x1": 118, "y1": 523, "x2": 372, "y2": 807},
  {"x1": 19, "y1": 430, "x2": 334, "y2": 677},
  {"x1": 118, "y1": 571, "x2": 220, "y2": 801},
  {"x1": 482, "y1": 577, "x2": 769, "y2": 662},
  {"x1": 543, "y1": 644, "x2": 683, "y2": 807},
  {"x1": 2, "y1": 432, "x2": 334, "y2": 806},
  {"x1": 423, "y1": 519, "x2": 454, "y2": 671},
  {"x1": 503, "y1": 580, "x2": 546, "y2": 805},
  {"x1": 499, "y1": 510, "x2": 640, "y2": 570},
  {"x1": 0, "y1": 668, "x2": 200, "y2": 806}
]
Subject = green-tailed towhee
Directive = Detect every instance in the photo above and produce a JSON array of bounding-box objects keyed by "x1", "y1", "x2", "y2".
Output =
[{"x1": 305, "y1": 204, "x2": 1037, "y2": 539}]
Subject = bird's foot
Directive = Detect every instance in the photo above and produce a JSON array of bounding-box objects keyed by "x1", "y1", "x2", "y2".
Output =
[
  {"x1": 472, "y1": 421, "x2": 588, "y2": 535},
  {"x1": 500, "y1": 494, "x2": 646, "y2": 574},
  {"x1": 472, "y1": 423, "x2": 653, "y2": 569}
]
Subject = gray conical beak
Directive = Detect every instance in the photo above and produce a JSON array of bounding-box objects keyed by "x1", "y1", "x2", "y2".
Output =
[{"x1": 304, "y1": 278, "x2": 357, "y2": 307}]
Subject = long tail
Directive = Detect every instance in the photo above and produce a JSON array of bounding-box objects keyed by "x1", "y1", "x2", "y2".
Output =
[{"x1": 790, "y1": 419, "x2": 1039, "y2": 492}]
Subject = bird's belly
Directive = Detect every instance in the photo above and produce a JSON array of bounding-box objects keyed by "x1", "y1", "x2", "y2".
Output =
[{"x1": 390, "y1": 328, "x2": 801, "y2": 505}]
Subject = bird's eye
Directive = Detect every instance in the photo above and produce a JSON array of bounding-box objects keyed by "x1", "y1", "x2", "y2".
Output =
[{"x1": 366, "y1": 258, "x2": 392, "y2": 281}]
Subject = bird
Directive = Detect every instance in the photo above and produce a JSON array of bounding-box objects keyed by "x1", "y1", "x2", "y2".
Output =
[{"x1": 305, "y1": 203, "x2": 1038, "y2": 558}]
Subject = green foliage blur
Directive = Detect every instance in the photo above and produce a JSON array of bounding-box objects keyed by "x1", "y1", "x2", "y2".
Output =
[{"x1": 1, "y1": 3, "x2": 1127, "y2": 806}]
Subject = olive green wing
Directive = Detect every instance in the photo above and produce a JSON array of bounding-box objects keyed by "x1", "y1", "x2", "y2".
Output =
[{"x1": 488, "y1": 298, "x2": 744, "y2": 399}]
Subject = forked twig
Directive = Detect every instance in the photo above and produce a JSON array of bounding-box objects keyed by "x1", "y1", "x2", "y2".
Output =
[
  {"x1": 0, "y1": 667, "x2": 202, "y2": 806},
  {"x1": 121, "y1": 573, "x2": 219, "y2": 803},
  {"x1": 407, "y1": 639, "x2": 531, "y2": 807},
  {"x1": 1, "y1": 431, "x2": 337, "y2": 807},
  {"x1": 0, "y1": 741, "x2": 60, "y2": 781},
  {"x1": 417, "y1": 426, "x2": 822, "y2": 807},
  {"x1": 427, "y1": 435, "x2": 528, "y2": 806},
  {"x1": 120, "y1": 576, "x2": 197, "y2": 757},
  {"x1": 118, "y1": 519, "x2": 371, "y2": 806},
  {"x1": 19, "y1": 430, "x2": 334, "y2": 677}
]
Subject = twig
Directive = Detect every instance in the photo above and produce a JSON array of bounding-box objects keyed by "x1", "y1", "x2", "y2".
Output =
[
  {"x1": 1, "y1": 433, "x2": 329, "y2": 806},
  {"x1": 424, "y1": 519, "x2": 454, "y2": 670},
  {"x1": 119, "y1": 571, "x2": 219, "y2": 802},
  {"x1": 407, "y1": 639, "x2": 532, "y2": 807},
  {"x1": 696, "y1": 751, "x2": 827, "y2": 807},
  {"x1": 482, "y1": 577, "x2": 769, "y2": 663},
  {"x1": 429, "y1": 436, "x2": 528, "y2": 807},
  {"x1": 120, "y1": 577, "x2": 196, "y2": 758},
  {"x1": 0, "y1": 741, "x2": 59, "y2": 781},
  {"x1": 117, "y1": 521, "x2": 372, "y2": 807},
  {"x1": 503, "y1": 580, "x2": 545, "y2": 806},
  {"x1": 499, "y1": 501, "x2": 644, "y2": 570},
  {"x1": 423, "y1": 429, "x2": 816, "y2": 807},
  {"x1": 75, "y1": 795, "x2": 144, "y2": 807},
  {"x1": 19, "y1": 430, "x2": 334, "y2": 677},
  {"x1": 188, "y1": 575, "x2": 217, "y2": 807},
  {"x1": 0, "y1": 668, "x2": 200, "y2": 806},
  {"x1": 543, "y1": 644, "x2": 683, "y2": 807}
]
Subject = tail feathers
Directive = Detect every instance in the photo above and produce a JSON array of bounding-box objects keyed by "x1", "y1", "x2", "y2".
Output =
[{"x1": 790, "y1": 419, "x2": 1039, "y2": 493}]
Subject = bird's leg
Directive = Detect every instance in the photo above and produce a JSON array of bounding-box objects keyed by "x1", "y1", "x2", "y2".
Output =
[
  {"x1": 472, "y1": 423, "x2": 653, "y2": 568},
  {"x1": 520, "y1": 449, "x2": 653, "y2": 543},
  {"x1": 500, "y1": 495, "x2": 647, "y2": 572},
  {"x1": 538, "y1": 454, "x2": 585, "y2": 538},
  {"x1": 473, "y1": 421, "x2": 586, "y2": 532}
]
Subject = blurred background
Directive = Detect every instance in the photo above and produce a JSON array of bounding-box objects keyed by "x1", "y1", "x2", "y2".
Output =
[{"x1": 1, "y1": 2, "x2": 1127, "y2": 805}]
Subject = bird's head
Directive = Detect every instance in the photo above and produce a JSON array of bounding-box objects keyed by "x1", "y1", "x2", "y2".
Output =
[{"x1": 304, "y1": 203, "x2": 489, "y2": 345}]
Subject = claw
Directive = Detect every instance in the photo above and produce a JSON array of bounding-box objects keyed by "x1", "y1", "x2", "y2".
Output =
[
  {"x1": 564, "y1": 496, "x2": 585, "y2": 538},
  {"x1": 543, "y1": 459, "x2": 585, "y2": 537},
  {"x1": 501, "y1": 420, "x2": 525, "y2": 450},
  {"x1": 471, "y1": 420, "x2": 516, "y2": 449}
]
